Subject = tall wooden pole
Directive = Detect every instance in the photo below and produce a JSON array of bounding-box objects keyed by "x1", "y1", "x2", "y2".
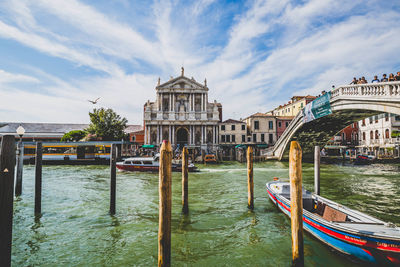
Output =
[
  {"x1": 15, "y1": 141, "x2": 24, "y2": 196},
  {"x1": 158, "y1": 140, "x2": 172, "y2": 267},
  {"x1": 247, "y1": 146, "x2": 254, "y2": 210},
  {"x1": 0, "y1": 135, "x2": 16, "y2": 267},
  {"x1": 182, "y1": 147, "x2": 189, "y2": 214},
  {"x1": 110, "y1": 144, "x2": 116, "y2": 215},
  {"x1": 314, "y1": 146, "x2": 320, "y2": 195},
  {"x1": 289, "y1": 141, "x2": 304, "y2": 267},
  {"x1": 34, "y1": 142, "x2": 42, "y2": 215}
]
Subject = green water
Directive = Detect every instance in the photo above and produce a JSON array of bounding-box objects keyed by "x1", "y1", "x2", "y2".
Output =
[{"x1": 12, "y1": 162, "x2": 400, "y2": 266}]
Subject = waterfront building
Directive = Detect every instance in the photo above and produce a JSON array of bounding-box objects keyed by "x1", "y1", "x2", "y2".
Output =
[
  {"x1": 243, "y1": 113, "x2": 276, "y2": 146},
  {"x1": 125, "y1": 125, "x2": 144, "y2": 153},
  {"x1": 358, "y1": 113, "x2": 400, "y2": 157},
  {"x1": 143, "y1": 69, "x2": 222, "y2": 155},
  {"x1": 272, "y1": 95, "x2": 316, "y2": 117},
  {"x1": 219, "y1": 119, "x2": 247, "y2": 145},
  {"x1": 276, "y1": 116, "x2": 294, "y2": 139}
]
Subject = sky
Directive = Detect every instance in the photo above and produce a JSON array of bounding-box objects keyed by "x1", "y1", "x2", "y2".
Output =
[{"x1": 0, "y1": 0, "x2": 400, "y2": 125}]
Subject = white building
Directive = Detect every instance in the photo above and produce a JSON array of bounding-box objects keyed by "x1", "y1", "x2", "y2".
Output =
[
  {"x1": 243, "y1": 112, "x2": 277, "y2": 146},
  {"x1": 144, "y1": 69, "x2": 222, "y2": 154},
  {"x1": 219, "y1": 119, "x2": 247, "y2": 145},
  {"x1": 358, "y1": 113, "x2": 400, "y2": 157}
]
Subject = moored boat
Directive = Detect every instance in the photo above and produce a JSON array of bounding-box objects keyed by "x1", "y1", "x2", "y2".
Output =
[
  {"x1": 116, "y1": 154, "x2": 198, "y2": 172},
  {"x1": 266, "y1": 180, "x2": 400, "y2": 265},
  {"x1": 354, "y1": 154, "x2": 374, "y2": 165}
]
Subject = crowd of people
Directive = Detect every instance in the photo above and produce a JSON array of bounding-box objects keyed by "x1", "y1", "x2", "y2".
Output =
[{"x1": 350, "y1": 72, "x2": 400, "y2": 84}]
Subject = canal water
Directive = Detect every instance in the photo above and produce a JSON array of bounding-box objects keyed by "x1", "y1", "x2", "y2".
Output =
[{"x1": 12, "y1": 162, "x2": 400, "y2": 266}]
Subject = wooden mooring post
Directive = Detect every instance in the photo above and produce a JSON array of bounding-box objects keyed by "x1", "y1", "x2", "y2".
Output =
[
  {"x1": 289, "y1": 141, "x2": 304, "y2": 266},
  {"x1": 35, "y1": 142, "x2": 42, "y2": 215},
  {"x1": 0, "y1": 135, "x2": 16, "y2": 267},
  {"x1": 182, "y1": 147, "x2": 189, "y2": 214},
  {"x1": 15, "y1": 142, "x2": 24, "y2": 196},
  {"x1": 158, "y1": 140, "x2": 172, "y2": 267},
  {"x1": 110, "y1": 144, "x2": 116, "y2": 215},
  {"x1": 247, "y1": 146, "x2": 254, "y2": 210},
  {"x1": 314, "y1": 146, "x2": 320, "y2": 195}
]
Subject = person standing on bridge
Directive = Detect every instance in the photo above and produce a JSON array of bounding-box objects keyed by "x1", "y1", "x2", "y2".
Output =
[
  {"x1": 388, "y1": 73, "x2": 395, "y2": 81},
  {"x1": 371, "y1": 75, "x2": 380, "y2": 83},
  {"x1": 395, "y1": 72, "x2": 400, "y2": 81},
  {"x1": 350, "y1": 77, "x2": 358, "y2": 84},
  {"x1": 360, "y1": 76, "x2": 367, "y2": 83},
  {"x1": 381, "y1": 74, "x2": 388, "y2": 82}
]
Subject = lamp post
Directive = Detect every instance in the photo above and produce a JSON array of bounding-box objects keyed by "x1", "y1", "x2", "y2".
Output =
[{"x1": 15, "y1": 125, "x2": 25, "y2": 196}]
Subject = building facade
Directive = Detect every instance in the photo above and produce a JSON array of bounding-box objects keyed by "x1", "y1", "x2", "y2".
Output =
[
  {"x1": 243, "y1": 113, "x2": 276, "y2": 145},
  {"x1": 144, "y1": 69, "x2": 222, "y2": 154},
  {"x1": 219, "y1": 119, "x2": 247, "y2": 145},
  {"x1": 358, "y1": 113, "x2": 400, "y2": 157},
  {"x1": 272, "y1": 95, "x2": 316, "y2": 117},
  {"x1": 276, "y1": 116, "x2": 294, "y2": 139}
]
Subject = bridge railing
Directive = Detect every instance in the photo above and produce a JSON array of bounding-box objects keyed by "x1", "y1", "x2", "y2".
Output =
[{"x1": 331, "y1": 81, "x2": 400, "y2": 99}]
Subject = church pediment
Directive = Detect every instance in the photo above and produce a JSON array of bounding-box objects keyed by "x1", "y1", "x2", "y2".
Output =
[{"x1": 157, "y1": 76, "x2": 207, "y2": 91}]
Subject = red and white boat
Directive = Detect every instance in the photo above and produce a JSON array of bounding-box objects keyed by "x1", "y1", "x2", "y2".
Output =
[{"x1": 116, "y1": 154, "x2": 198, "y2": 172}]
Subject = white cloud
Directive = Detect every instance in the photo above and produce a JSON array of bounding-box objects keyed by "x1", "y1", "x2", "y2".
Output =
[
  {"x1": 1, "y1": 0, "x2": 400, "y2": 124},
  {"x1": 0, "y1": 69, "x2": 40, "y2": 84}
]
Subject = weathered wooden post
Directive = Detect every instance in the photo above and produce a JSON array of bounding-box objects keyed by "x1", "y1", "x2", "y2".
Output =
[
  {"x1": 289, "y1": 141, "x2": 304, "y2": 267},
  {"x1": 15, "y1": 142, "x2": 24, "y2": 196},
  {"x1": 247, "y1": 146, "x2": 254, "y2": 210},
  {"x1": 314, "y1": 146, "x2": 320, "y2": 195},
  {"x1": 0, "y1": 135, "x2": 16, "y2": 267},
  {"x1": 35, "y1": 142, "x2": 42, "y2": 215},
  {"x1": 182, "y1": 147, "x2": 189, "y2": 214},
  {"x1": 110, "y1": 144, "x2": 116, "y2": 215},
  {"x1": 158, "y1": 140, "x2": 172, "y2": 267}
]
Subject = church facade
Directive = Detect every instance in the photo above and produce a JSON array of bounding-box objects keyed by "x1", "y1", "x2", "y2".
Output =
[{"x1": 144, "y1": 69, "x2": 222, "y2": 154}]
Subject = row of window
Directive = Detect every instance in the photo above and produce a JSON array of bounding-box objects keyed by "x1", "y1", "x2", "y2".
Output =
[
  {"x1": 361, "y1": 114, "x2": 400, "y2": 126},
  {"x1": 277, "y1": 121, "x2": 289, "y2": 128},
  {"x1": 220, "y1": 133, "x2": 275, "y2": 143},
  {"x1": 254, "y1": 121, "x2": 274, "y2": 130},
  {"x1": 220, "y1": 124, "x2": 246, "y2": 131},
  {"x1": 362, "y1": 129, "x2": 391, "y2": 140},
  {"x1": 221, "y1": 134, "x2": 245, "y2": 143}
]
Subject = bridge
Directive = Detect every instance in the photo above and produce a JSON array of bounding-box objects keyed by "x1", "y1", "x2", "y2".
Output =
[{"x1": 270, "y1": 82, "x2": 400, "y2": 160}]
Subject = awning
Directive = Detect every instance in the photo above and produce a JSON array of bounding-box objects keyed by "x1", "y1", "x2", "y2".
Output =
[
  {"x1": 256, "y1": 144, "x2": 268, "y2": 148},
  {"x1": 142, "y1": 145, "x2": 155, "y2": 148},
  {"x1": 235, "y1": 144, "x2": 246, "y2": 148}
]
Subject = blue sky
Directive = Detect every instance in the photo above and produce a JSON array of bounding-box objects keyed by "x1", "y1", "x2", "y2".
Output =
[{"x1": 1, "y1": 0, "x2": 400, "y2": 124}]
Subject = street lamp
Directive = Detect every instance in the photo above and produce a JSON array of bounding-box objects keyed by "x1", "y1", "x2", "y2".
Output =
[
  {"x1": 16, "y1": 125, "x2": 25, "y2": 140},
  {"x1": 15, "y1": 125, "x2": 25, "y2": 196}
]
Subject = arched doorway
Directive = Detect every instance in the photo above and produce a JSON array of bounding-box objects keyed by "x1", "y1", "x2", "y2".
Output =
[{"x1": 176, "y1": 127, "x2": 189, "y2": 147}]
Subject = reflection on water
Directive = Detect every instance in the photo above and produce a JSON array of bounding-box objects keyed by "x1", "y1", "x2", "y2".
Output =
[{"x1": 12, "y1": 162, "x2": 399, "y2": 266}]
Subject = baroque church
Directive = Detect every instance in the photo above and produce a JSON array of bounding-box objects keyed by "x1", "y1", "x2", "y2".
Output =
[{"x1": 144, "y1": 68, "x2": 222, "y2": 154}]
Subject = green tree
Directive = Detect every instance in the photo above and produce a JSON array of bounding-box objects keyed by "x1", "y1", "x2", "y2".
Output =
[
  {"x1": 86, "y1": 108, "x2": 128, "y2": 141},
  {"x1": 61, "y1": 130, "x2": 87, "y2": 141}
]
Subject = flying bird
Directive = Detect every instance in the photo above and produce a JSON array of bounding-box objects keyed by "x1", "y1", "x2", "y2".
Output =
[{"x1": 88, "y1": 97, "x2": 100, "y2": 104}]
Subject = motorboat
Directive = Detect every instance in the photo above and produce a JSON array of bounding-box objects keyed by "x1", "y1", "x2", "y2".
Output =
[
  {"x1": 266, "y1": 180, "x2": 400, "y2": 265},
  {"x1": 116, "y1": 154, "x2": 198, "y2": 172},
  {"x1": 354, "y1": 155, "x2": 374, "y2": 165}
]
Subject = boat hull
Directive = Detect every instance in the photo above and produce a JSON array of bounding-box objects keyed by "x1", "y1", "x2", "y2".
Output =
[{"x1": 266, "y1": 184, "x2": 400, "y2": 265}]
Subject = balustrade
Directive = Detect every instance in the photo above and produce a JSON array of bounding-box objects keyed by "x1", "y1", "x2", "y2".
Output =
[{"x1": 331, "y1": 81, "x2": 400, "y2": 99}]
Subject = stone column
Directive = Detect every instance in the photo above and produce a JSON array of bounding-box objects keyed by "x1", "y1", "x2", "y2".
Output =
[
  {"x1": 200, "y1": 125, "x2": 203, "y2": 145},
  {"x1": 172, "y1": 94, "x2": 175, "y2": 112},
  {"x1": 156, "y1": 125, "x2": 159, "y2": 144},
  {"x1": 160, "y1": 93, "x2": 163, "y2": 111},
  {"x1": 170, "y1": 94, "x2": 172, "y2": 111},
  {"x1": 189, "y1": 93, "x2": 192, "y2": 112},
  {"x1": 144, "y1": 124, "x2": 147, "y2": 145},
  {"x1": 172, "y1": 126, "x2": 175, "y2": 145},
  {"x1": 169, "y1": 125, "x2": 171, "y2": 143}
]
